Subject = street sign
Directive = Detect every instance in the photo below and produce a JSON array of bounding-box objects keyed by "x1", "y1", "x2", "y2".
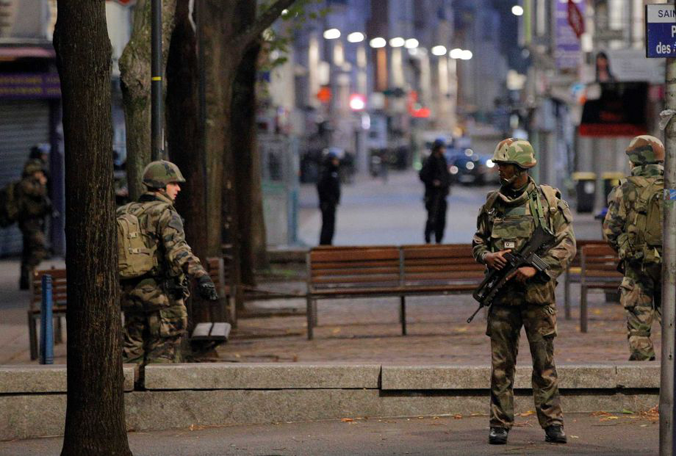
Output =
[
  {"x1": 567, "y1": 0, "x2": 585, "y2": 39},
  {"x1": 646, "y1": 4, "x2": 676, "y2": 58}
]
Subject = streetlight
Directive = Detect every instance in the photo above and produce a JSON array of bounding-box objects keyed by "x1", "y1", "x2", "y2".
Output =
[
  {"x1": 460, "y1": 50, "x2": 473, "y2": 60},
  {"x1": 369, "y1": 37, "x2": 386, "y2": 48},
  {"x1": 512, "y1": 5, "x2": 524, "y2": 16},
  {"x1": 431, "y1": 45, "x2": 447, "y2": 56},
  {"x1": 449, "y1": 48, "x2": 463, "y2": 59},
  {"x1": 405, "y1": 38, "x2": 419, "y2": 49},
  {"x1": 347, "y1": 32, "x2": 365, "y2": 43},
  {"x1": 389, "y1": 37, "x2": 405, "y2": 48},
  {"x1": 323, "y1": 28, "x2": 341, "y2": 40}
]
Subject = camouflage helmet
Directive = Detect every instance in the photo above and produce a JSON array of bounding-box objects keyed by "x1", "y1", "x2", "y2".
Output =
[
  {"x1": 23, "y1": 159, "x2": 45, "y2": 177},
  {"x1": 626, "y1": 135, "x2": 665, "y2": 165},
  {"x1": 142, "y1": 160, "x2": 186, "y2": 189},
  {"x1": 491, "y1": 138, "x2": 537, "y2": 169}
]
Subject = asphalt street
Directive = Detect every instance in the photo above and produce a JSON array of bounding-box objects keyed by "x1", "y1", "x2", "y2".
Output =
[{"x1": 0, "y1": 413, "x2": 658, "y2": 456}]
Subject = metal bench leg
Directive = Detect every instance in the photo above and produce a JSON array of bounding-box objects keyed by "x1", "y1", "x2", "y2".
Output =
[
  {"x1": 227, "y1": 294, "x2": 238, "y2": 329},
  {"x1": 28, "y1": 312, "x2": 38, "y2": 361},
  {"x1": 307, "y1": 295, "x2": 314, "y2": 340},
  {"x1": 400, "y1": 296, "x2": 407, "y2": 336},
  {"x1": 564, "y1": 271, "x2": 571, "y2": 320},
  {"x1": 580, "y1": 285, "x2": 588, "y2": 333},
  {"x1": 312, "y1": 300, "x2": 318, "y2": 327},
  {"x1": 54, "y1": 315, "x2": 63, "y2": 344}
]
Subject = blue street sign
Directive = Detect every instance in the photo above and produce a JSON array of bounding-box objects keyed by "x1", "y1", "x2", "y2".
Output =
[{"x1": 646, "y1": 4, "x2": 676, "y2": 58}]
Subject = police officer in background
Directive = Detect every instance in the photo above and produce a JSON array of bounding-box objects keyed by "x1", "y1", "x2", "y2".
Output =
[
  {"x1": 317, "y1": 151, "x2": 341, "y2": 245},
  {"x1": 119, "y1": 160, "x2": 218, "y2": 370},
  {"x1": 603, "y1": 135, "x2": 665, "y2": 361},
  {"x1": 419, "y1": 139, "x2": 451, "y2": 244},
  {"x1": 472, "y1": 139, "x2": 576, "y2": 445}
]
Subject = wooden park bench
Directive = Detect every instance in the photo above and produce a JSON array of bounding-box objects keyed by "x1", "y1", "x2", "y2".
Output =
[
  {"x1": 27, "y1": 264, "x2": 231, "y2": 361},
  {"x1": 305, "y1": 244, "x2": 486, "y2": 340},
  {"x1": 28, "y1": 268, "x2": 67, "y2": 361},
  {"x1": 579, "y1": 244, "x2": 622, "y2": 333},
  {"x1": 563, "y1": 239, "x2": 608, "y2": 320}
]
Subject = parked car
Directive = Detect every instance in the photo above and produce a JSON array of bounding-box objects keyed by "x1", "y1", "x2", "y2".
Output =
[{"x1": 446, "y1": 149, "x2": 499, "y2": 186}]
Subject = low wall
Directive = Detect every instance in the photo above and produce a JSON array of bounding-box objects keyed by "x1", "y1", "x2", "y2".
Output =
[{"x1": 0, "y1": 363, "x2": 660, "y2": 441}]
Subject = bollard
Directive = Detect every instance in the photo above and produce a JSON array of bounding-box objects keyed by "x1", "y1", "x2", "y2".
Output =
[{"x1": 40, "y1": 274, "x2": 54, "y2": 365}]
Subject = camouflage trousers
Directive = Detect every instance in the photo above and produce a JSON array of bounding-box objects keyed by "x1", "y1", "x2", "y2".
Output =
[
  {"x1": 19, "y1": 219, "x2": 48, "y2": 282},
  {"x1": 487, "y1": 303, "x2": 562, "y2": 430},
  {"x1": 620, "y1": 263, "x2": 662, "y2": 361},
  {"x1": 122, "y1": 302, "x2": 188, "y2": 366}
]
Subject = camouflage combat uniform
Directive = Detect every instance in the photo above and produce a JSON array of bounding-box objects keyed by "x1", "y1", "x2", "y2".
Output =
[
  {"x1": 120, "y1": 164, "x2": 210, "y2": 366},
  {"x1": 472, "y1": 140, "x2": 576, "y2": 432},
  {"x1": 603, "y1": 135, "x2": 665, "y2": 361},
  {"x1": 17, "y1": 159, "x2": 51, "y2": 288}
]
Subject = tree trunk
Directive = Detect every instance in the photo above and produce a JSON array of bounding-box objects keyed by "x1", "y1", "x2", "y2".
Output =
[
  {"x1": 120, "y1": 0, "x2": 177, "y2": 201},
  {"x1": 166, "y1": 0, "x2": 206, "y2": 260},
  {"x1": 232, "y1": 41, "x2": 268, "y2": 285},
  {"x1": 53, "y1": 2, "x2": 131, "y2": 455}
]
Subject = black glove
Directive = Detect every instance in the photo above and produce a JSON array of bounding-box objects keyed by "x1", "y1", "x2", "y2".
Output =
[{"x1": 197, "y1": 275, "x2": 218, "y2": 301}]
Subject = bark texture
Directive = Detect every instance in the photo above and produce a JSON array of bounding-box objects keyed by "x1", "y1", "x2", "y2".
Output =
[
  {"x1": 53, "y1": 1, "x2": 132, "y2": 454},
  {"x1": 120, "y1": 0, "x2": 177, "y2": 200}
]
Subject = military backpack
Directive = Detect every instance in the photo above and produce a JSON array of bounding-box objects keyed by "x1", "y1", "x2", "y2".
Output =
[
  {"x1": 117, "y1": 202, "x2": 163, "y2": 279},
  {"x1": 622, "y1": 176, "x2": 664, "y2": 264},
  {"x1": 0, "y1": 181, "x2": 20, "y2": 228}
]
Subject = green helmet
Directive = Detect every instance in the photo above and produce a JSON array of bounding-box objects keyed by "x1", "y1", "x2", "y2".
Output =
[
  {"x1": 142, "y1": 160, "x2": 186, "y2": 189},
  {"x1": 491, "y1": 138, "x2": 537, "y2": 169},
  {"x1": 626, "y1": 135, "x2": 665, "y2": 165},
  {"x1": 23, "y1": 159, "x2": 45, "y2": 177}
]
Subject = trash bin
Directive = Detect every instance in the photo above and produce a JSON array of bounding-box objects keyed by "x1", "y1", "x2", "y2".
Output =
[
  {"x1": 602, "y1": 172, "x2": 625, "y2": 202},
  {"x1": 572, "y1": 172, "x2": 597, "y2": 213}
]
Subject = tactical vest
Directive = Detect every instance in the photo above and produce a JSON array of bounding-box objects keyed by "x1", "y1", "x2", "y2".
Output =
[
  {"x1": 621, "y1": 175, "x2": 663, "y2": 265},
  {"x1": 117, "y1": 200, "x2": 168, "y2": 279}
]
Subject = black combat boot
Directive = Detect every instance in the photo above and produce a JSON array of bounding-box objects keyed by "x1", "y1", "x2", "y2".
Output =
[
  {"x1": 544, "y1": 425, "x2": 567, "y2": 444},
  {"x1": 488, "y1": 427, "x2": 509, "y2": 445}
]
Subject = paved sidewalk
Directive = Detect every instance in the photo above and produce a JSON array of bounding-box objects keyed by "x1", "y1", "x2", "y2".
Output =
[{"x1": 0, "y1": 413, "x2": 658, "y2": 456}]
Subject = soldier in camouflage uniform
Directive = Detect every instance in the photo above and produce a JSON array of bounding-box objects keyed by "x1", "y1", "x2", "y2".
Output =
[
  {"x1": 472, "y1": 139, "x2": 576, "y2": 445},
  {"x1": 119, "y1": 160, "x2": 218, "y2": 368},
  {"x1": 17, "y1": 159, "x2": 51, "y2": 290},
  {"x1": 603, "y1": 135, "x2": 664, "y2": 361}
]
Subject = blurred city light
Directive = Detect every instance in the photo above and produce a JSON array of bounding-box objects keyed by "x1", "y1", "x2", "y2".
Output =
[
  {"x1": 347, "y1": 32, "x2": 365, "y2": 43},
  {"x1": 405, "y1": 38, "x2": 419, "y2": 49},
  {"x1": 460, "y1": 50, "x2": 473, "y2": 60},
  {"x1": 512, "y1": 5, "x2": 524, "y2": 16},
  {"x1": 349, "y1": 94, "x2": 366, "y2": 111},
  {"x1": 431, "y1": 45, "x2": 447, "y2": 56},
  {"x1": 323, "y1": 28, "x2": 341, "y2": 40},
  {"x1": 389, "y1": 37, "x2": 405, "y2": 48},
  {"x1": 466, "y1": 161, "x2": 475, "y2": 170},
  {"x1": 449, "y1": 48, "x2": 463, "y2": 59},
  {"x1": 369, "y1": 37, "x2": 387, "y2": 48},
  {"x1": 486, "y1": 159, "x2": 495, "y2": 168}
]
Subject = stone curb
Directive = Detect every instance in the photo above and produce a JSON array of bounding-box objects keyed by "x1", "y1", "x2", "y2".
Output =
[{"x1": 0, "y1": 365, "x2": 136, "y2": 393}]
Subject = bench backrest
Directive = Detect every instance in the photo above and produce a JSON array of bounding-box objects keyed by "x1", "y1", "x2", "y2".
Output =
[
  {"x1": 308, "y1": 247, "x2": 401, "y2": 290},
  {"x1": 401, "y1": 244, "x2": 484, "y2": 286},
  {"x1": 31, "y1": 268, "x2": 67, "y2": 310},
  {"x1": 580, "y1": 244, "x2": 622, "y2": 281},
  {"x1": 569, "y1": 240, "x2": 608, "y2": 269}
]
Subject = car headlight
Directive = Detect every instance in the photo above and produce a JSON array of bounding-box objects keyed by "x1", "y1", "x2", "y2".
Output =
[{"x1": 466, "y1": 162, "x2": 475, "y2": 170}]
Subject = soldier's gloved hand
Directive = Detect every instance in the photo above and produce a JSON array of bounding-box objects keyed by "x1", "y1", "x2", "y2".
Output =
[{"x1": 197, "y1": 275, "x2": 218, "y2": 301}]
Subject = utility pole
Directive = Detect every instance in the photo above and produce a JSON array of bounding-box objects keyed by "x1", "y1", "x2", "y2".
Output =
[
  {"x1": 151, "y1": 0, "x2": 164, "y2": 160},
  {"x1": 662, "y1": 52, "x2": 676, "y2": 456}
]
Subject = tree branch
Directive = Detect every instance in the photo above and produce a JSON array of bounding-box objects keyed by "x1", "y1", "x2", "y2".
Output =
[{"x1": 234, "y1": 0, "x2": 297, "y2": 52}]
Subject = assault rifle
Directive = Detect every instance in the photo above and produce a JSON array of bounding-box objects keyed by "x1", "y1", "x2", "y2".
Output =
[{"x1": 467, "y1": 226, "x2": 556, "y2": 323}]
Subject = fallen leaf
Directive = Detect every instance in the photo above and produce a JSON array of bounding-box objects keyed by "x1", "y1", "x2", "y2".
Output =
[
  {"x1": 600, "y1": 416, "x2": 619, "y2": 421},
  {"x1": 622, "y1": 409, "x2": 634, "y2": 415},
  {"x1": 341, "y1": 418, "x2": 354, "y2": 422},
  {"x1": 518, "y1": 410, "x2": 536, "y2": 417},
  {"x1": 332, "y1": 328, "x2": 341, "y2": 334},
  {"x1": 593, "y1": 309, "x2": 602, "y2": 315},
  {"x1": 570, "y1": 435, "x2": 579, "y2": 439},
  {"x1": 453, "y1": 414, "x2": 463, "y2": 420},
  {"x1": 591, "y1": 411, "x2": 611, "y2": 417}
]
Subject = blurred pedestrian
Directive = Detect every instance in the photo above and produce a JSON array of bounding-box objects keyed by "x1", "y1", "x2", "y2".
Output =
[
  {"x1": 472, "y1": 138, "x2": 576, "y2": 445},
  {"x1": 17, "y1": 158, "x2": 51, "y2": 289},
  {"x1": 419, "y1": 139, "x2": 451, "y2": 244},
  {"x1": 317, "y1": 151, "x2": 341, "y2": 245},
  {"x1": 603, "y1": 135, "x2": 664, "y2": 361}
]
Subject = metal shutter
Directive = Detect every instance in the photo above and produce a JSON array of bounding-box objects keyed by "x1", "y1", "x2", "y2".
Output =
[{"x1": 0, "y1": 100, "x2": 50, "y2": 256}]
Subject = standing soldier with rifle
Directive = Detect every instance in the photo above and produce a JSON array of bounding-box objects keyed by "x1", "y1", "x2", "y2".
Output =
[
  {"x1": 603, "y1": 135, "x2": 665, "y2": 361},
  {"x1": 419, "y1": 139, "x2": 451, "y2": 244},
  {"x1": 472, "y1": 139, "x2": 576, "y2": 445}
]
